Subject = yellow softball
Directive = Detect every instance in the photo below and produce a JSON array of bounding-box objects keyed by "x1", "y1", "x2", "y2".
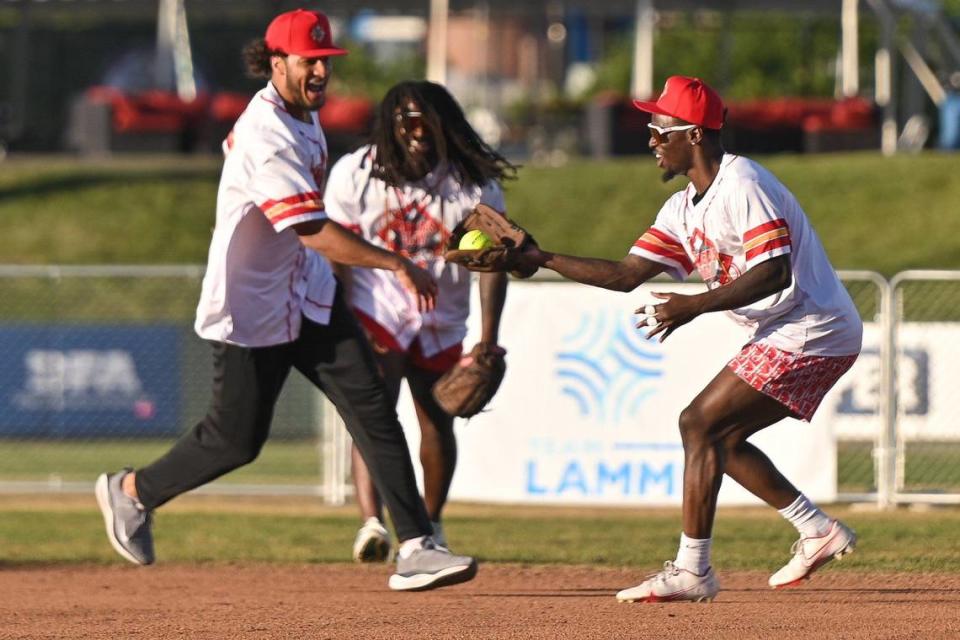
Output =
[{"x1": 459, "y1": 229, "x2": 493, "y2": 250}]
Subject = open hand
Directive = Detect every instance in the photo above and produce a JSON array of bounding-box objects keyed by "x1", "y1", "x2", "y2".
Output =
[{"x1": 635, "y1": 291, "x2": 704, "y2": 342}]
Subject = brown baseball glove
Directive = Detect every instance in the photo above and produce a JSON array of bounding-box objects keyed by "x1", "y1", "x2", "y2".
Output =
[
  {"x1": 432, "y1": 343, "x2": 507, "y2": 418},
  {"x1": 443, "y1": 204, "x2": 539, "y2": 278}
]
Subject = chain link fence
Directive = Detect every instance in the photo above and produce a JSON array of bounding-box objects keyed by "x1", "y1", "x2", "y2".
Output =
[
  {"x1": 2, "y1": 266, "x2": 959, "y2": 506},
  {"x1": 0, "y1": 266, "x2": 330, "y2": 497},
  {"x1": 888, "y1": 272, "x2": 960, "y2": 503},
  {"x1": 833, "y1": 272, "x2": 887, "y2": 499}
]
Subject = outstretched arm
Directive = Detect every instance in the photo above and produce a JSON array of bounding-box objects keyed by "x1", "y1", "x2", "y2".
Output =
[
  {"x1": 645, "y1": 254, "x2": 792, "y2": 341},
  {"x1": 295, "y1": 218, "x2": 437, "y2": 311},
  {"x1": 521, "y1": 246, "x2": 666, "y2": 292}
]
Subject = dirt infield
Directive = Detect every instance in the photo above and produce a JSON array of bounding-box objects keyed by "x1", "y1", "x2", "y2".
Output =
[{"x1": 2, "y1": 564, "x2": 959, "y2": 639}]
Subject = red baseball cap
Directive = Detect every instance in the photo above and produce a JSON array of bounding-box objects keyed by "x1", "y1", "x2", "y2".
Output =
[
  {"x1": 633, "y1": 76, "x2": 725, "y2": 129},
  {"x1": 265, "y1": 9, "x2": 348, "y2": 58}
]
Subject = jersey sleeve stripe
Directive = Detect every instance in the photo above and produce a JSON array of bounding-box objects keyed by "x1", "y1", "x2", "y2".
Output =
[
  {"x1": 641, "y1": 227, "x2": 686, "y2": 250},
  {"x1": 743, "y1": 218, "x2": 788, "y2": 242},
  {"x1": 745, "y1": 236, "x2": 791, "y2": 261},
  {"x1": 634, "y1": 229, "x2": 693, "y2": 273},
  {"x1": 744, "y1": 227, "x2": 790, "y2": 252},
  {"x1": 260, "y1": 192, "x2": 325, "y2": 225},
  {"x1": 260, "y1": 191, "x2": 324, "y2": 209},
  {"x1": 264, "y1": 200, "x2": 325, "y2": 223}
]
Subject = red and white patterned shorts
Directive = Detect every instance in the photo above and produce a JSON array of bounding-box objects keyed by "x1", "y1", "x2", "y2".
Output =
[{"x1": 727, "y1": 342, "x2": 858, "y2": 422}]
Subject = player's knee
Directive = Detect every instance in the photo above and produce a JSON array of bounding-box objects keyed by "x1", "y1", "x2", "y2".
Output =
[
  {"x1": 678, "y1": 405, "x2": 718, "y2": 448},
  {"x1": 220, "y1": 438, "x2": 264, "y2": 470},
  {"x1": 678, "y1": 405, "x2": 706, "y2": 444}
]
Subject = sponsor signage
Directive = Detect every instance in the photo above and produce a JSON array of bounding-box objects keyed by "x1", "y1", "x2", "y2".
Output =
[
  {"x1": 0, "y1": 326, "x2": 181, "y2": 437},
  {"x1": 396, "y1": 281, "x2": 836, "y2": 506},
  {"x1": 829, "y1": 323, "x2": 956, "y2": 439}
]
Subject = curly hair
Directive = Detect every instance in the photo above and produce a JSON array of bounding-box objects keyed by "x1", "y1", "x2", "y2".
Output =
[
  {"x1": 369, "y1": 81, "x2": 517, "y2": 189},
  {"x1": 242, "y1": 38, "x2": 284, "y2": 79}
]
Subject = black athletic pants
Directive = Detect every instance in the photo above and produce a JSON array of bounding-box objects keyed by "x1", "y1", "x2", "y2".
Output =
[{"x1": 135, "y1": 290, "x2": 432, "y2": 541}]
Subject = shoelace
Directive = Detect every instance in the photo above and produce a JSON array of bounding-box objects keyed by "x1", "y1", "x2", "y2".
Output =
[
  {"x1": 648, "y1": 560, "x2": 682, "y2": 583},
  {"x1": 790, "y1": 538, "x2": 803, "y2": 556}
]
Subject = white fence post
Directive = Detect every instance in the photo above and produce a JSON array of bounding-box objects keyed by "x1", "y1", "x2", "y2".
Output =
[{"x1": 877, "y1": 272, "x2": 897, "y2": 508}]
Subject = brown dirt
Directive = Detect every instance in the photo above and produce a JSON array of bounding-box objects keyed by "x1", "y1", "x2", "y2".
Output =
[{"x1": 2, "y1": 564, "x2": 959, "y2": 639}]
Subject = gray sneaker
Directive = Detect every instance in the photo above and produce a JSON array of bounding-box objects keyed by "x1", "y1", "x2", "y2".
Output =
[
  {"x1": 388, "y1": 538, "x2": 477, "y2": 592},
  {"x1": 94, "y1": 469, "x2": 155, "y2": 565}
]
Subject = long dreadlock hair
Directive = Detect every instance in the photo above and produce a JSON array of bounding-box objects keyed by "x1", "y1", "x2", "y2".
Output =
[{"x1": 369, "y1": 81, "x2": 517, "y2": 189}]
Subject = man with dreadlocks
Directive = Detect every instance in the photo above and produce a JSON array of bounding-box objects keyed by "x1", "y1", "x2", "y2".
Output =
[{"x1": 324, "y1": 80, "x2": 515, "y2": 562}]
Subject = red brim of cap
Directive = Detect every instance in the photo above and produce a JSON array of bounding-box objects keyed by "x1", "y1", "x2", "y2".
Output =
[
  {"x1": 632, "y1": 99, "x2": 676, "y2": 119},
  {"x1": 289, "y1": 47, "x2": 349, "y2": 57}
]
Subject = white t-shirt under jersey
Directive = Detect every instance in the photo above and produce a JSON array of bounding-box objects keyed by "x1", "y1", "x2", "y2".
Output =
[
  {"x1": 630, "y1": 153, "x2": 862, "y2": 356},
  {"x1": 324, "y1": 145, "x2": 505, "y2": 357},
  {"x1": 194, "y1": 82, "x2": 337, "y2": 347}
]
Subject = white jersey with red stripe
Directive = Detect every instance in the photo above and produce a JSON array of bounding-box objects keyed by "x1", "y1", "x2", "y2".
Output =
[
  {"x1": 324, "y1": 145, "x2": 505, "y2": 356},
  {"x1": 194, "y1": 82, "x2": 337, "y2": 347},
  {"x1": 630, "y1": 153, "x2": 861, "y2": 356}
]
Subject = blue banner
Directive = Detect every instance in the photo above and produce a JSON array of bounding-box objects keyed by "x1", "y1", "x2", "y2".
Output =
[{"x1": 0, "y1": 325, "x2": 181, "y2": 437}]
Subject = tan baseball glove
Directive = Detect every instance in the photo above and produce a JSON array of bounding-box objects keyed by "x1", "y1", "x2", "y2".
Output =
[
  {"x1": 432, "y1": 343, "x2": 507, "y2": 418},
  {"x1": 443, "y1": 204, "x2": 539, "y2": 278}
]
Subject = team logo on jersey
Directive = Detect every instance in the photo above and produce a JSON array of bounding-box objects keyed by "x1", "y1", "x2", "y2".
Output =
[
  {"x1": 554, "y1": 309, "x2": 663, "y2": 424},
  {"x1": 375, "y1": 198, "x2": 447, "y2": 265},
  {"x1": 690, "y1": 229, "x2": 739, "y2": 288},
  {"x1": 311, "y1": 25, "x2": 326, "y2": 44}
]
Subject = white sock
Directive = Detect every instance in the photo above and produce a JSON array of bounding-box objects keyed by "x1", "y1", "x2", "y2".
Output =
[
  {"x1": 779, "y1": 494, "x2": 833, "y2": 538},
  {"x1": 674, "y1": 532, "x2": 712, "y2": 576},
  {"x1": 398, "y1": 535, "x2": 428, "y2": 559}
]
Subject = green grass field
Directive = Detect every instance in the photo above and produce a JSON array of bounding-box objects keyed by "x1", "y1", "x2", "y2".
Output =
[
  {"x1": 2, "y1": 438, "x2": 958, "y2": 495},
  {"x1": 2, "y1": 153, "x2": 959, "y2": 578},
  {"x1": 2, "y1": 496, "x2": 959, "y2": 573},
  {"x1": 0, "y1": 439, "x2": 321, "y2": 486},
  {"x1": 2, "y1": 152, "x2": 960, "y2": 276}
]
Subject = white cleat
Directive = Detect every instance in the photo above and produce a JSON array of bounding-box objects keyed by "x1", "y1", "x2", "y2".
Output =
[
  {"x1": 352, "y1": 517, "x2": 393, "y2": 563},
  {"x1": 769, "y1": 519, "x2": 857, "y2": 589},
  {"x1": 616, "y1": 561, "x2": 719, "y2": 603}
]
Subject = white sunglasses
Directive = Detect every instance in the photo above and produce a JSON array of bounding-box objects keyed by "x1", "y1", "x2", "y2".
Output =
[{"x1": 647, "y1": 123, "x2": 697, "y2": 141}]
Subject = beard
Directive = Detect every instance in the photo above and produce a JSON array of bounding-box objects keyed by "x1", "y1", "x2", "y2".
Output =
[
  {"x1": 287, "y1": 76, "x2": 323, "y2": 111},
  {"x1": 661, "y1": 169, "x2": 678, "y2": 183}
]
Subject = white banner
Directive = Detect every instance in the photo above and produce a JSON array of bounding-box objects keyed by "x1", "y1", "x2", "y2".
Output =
[
  {"x1": 396, "y1": 280, "x2": 836, "y2": 506},
  {"x1": 828, "y1": 323, "x2": 960, "y2": 440}
]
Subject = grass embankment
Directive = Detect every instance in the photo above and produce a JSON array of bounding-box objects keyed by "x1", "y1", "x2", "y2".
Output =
[
  {"x1": 1, "y1": 496, "x2": 958, "y2": 572},
  {"x1": 2, "y1": 152, "x2": 959, "y2": 276}
]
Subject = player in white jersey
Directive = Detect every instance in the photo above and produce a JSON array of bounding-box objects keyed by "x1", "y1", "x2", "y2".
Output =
[
  {"x1": 324, "y1": 80, "x2": 513, "y2": 560},
  {"x1": 94, "y1": 9, "x2": 478, "y2": 592},
  {"x1": 516, "y1": 76, "x2": 861, "y2": 602}
]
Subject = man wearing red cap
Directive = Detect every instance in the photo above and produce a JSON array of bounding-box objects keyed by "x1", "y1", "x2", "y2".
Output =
[
  {"x1": 95, "y1": 9, "x2": 477, "y2": 592},
  {"x1": 517, "y1": 76, "x2": 861, "y2": 602}
]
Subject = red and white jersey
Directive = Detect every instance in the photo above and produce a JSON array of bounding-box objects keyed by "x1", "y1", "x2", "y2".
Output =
[
  {"x1": 324, "y1": 145, "x2": 505, "y2": 356},
  {"x1": 195, "y1": 82, "x2": 337, "y2": 347},
  {"x1": 631, "y1": 153, "x2": 861, "y2": 356}
]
